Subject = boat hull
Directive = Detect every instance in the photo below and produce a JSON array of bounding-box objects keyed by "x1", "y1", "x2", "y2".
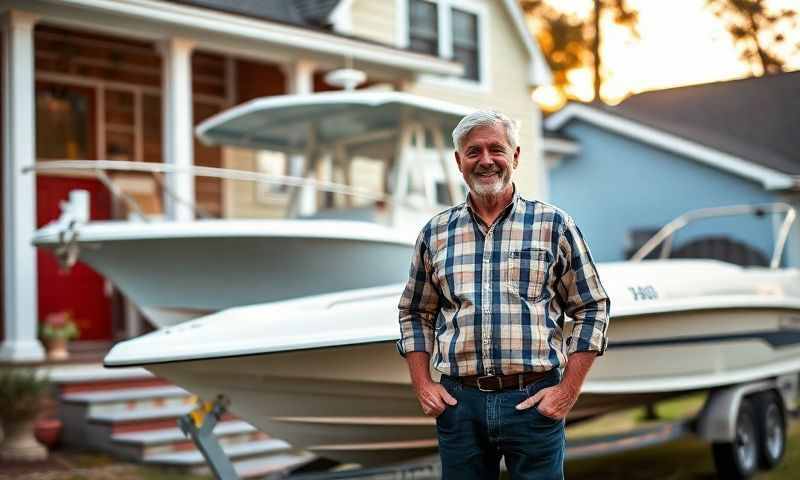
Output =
[
  {"x1": 35, "y1": 221, "x2": 415, "y2": 328},
  {"x1": 143, "y1": 306, "x2": 800, "y2": 465}
]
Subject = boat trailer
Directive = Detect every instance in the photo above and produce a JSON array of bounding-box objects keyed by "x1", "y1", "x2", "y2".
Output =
[
  {"x1": 180, "y1": 374, "x2": 797, "y2": 480},
  {"x1": 178, "y1": 395, "x2": 241, "y2": 480}
]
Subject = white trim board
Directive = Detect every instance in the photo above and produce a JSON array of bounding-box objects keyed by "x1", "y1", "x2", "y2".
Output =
[
  {"x1": 542, "y1": 136, "x2": 580, "y2": 156},
  {"x1": 500, "y1": 0, "x2": 552, "y2": 87},
  {"x1": 29, "y1": 0, "x2": 462, "y2": 76},
  {"x1": 545, "y1": 103, "x2": 795, "y2": 191},
  {"x1": 328, "y1": 0, "x2": 354, "y2": 34}
]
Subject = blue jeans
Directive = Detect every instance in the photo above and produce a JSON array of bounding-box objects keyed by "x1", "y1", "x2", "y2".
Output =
[{"x1": 436, "y1": 370, "x2": 565, "y2": 480}]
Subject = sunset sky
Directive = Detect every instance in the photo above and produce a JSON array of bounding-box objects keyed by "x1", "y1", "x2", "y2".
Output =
[{"x1": 531, "y1": 0, "x2": 800, "y2": 107}]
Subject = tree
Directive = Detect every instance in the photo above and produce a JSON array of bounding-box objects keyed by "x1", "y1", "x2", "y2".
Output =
[
  {"x1": 706, "y1": 0, "x2": 799, "y2": 75},
  {"x1": 520, "y1": 0, "x2": 638, "y2": 103}
]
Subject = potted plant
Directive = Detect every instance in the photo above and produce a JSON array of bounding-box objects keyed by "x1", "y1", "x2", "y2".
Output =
[
  {"x1": 40, "y1": 311, "x2": 80, "y2": 361},
  {"x1": 0, "y1": 369, "x2": 50, "y2": 461}
]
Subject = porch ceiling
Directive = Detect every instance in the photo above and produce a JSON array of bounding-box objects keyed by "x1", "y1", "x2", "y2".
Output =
[{"x1": 6, "y1": 0, "x2": 463, "y2": 77}]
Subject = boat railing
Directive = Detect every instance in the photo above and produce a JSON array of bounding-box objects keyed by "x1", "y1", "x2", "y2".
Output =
[
  {"x1": 631, "y1": 203, "x2": 797, "y2": 269},
  {"x1": 25, "y1": 159, "x2": 394, "y2": 222}
]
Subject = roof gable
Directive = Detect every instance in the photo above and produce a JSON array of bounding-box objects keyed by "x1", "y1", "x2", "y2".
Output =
[{"x1": 546, "y1": 71, "x2": 800, "y2": 190}]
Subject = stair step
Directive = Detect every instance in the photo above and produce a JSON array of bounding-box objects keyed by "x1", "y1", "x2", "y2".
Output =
[
  {"x1": 113, "y1": 422, "x2": 270, "y2": 460},
  {"x1": 230, "y1": 450, "x2": 317, "y2": 478},
  {"x1": 145, "y1": 438, "x2": 291, "y2": 465},
  {"x1": 50, "y1": 366, "x2": 315, "y2": 478},
  {"x1": 89, "y1": 404, "x2": 194, "y2": 425},
  {"x1": 112, "y1": 420, "x2": 257, "y2": 446},
  {"x1": 95, "y1": 408, "x2": 238, "y2": 435},
  {"x1": 62, "y1": 385, "x2": 195, "y2": 417},
  {"x1": 48, "y1": 364, "x2": 159, "y2": 394},
  {"x1": 62, "y1": 385, "x2": 190, "y2": 404}
]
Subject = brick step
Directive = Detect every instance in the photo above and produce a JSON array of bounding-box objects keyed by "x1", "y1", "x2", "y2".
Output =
[
  {"x1": 143, "y1": 438, "x2": 315, "y2": 478},
  {"x1": 62, "y1": 385, "x2": 193, "y2": 417},
  {"x1": 48, "y1": 364, "x2": 315, "y2": 477},
  {"x1": 218, "y1": 450, "x2": 317, "y2": 479},
  {"x1": 111, "y1": 420, "x2": 265, "y2": 460},
  {"x1": 49, "y1": 364, "x2": 159, "y2": 394},
  {"x1": 89, "y1": 404, "x2": 224, "y2": 432}
]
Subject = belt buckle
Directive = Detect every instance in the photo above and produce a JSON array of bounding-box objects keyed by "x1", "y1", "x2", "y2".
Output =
[{"x1": 476, "y1": 375, "x2": 503, "y2": 392}]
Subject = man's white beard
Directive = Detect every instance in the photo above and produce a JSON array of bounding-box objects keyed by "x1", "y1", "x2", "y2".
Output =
[{"x1": 468, "y1": 167, "x2": 512, "y2": 199}]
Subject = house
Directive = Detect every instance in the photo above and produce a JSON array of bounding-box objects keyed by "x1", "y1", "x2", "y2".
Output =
[
  {"x1": 545, "y1": 71, "x2": 800, "y2": 267},
  {"x1": 0, "y1": 0, "x2": 551, "y2": 362}
]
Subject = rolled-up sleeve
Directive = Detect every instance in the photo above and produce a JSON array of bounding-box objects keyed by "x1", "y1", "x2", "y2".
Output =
[
  {"x1": 557, "y1": 216, "x2": 610, "y2": 356},
  {"x1": 397, "y1": 226, "x2": 440, "y2": 357}
]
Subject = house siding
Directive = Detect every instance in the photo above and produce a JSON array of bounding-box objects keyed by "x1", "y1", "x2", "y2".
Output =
[
  {"x1": 548, "y1": 121, "x2": 787, "y2": 264},
  {"x1": 350, "y1": 0, "x2": 397, "y2": 46}
]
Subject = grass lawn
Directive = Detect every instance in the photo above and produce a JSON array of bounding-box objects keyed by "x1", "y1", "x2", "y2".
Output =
[
  {"x1": 0, "y1": 451, "x2": 212, "y2": 480},
  {"x1": 564, "y1": 394, "x2": 800, "y2": 480}
]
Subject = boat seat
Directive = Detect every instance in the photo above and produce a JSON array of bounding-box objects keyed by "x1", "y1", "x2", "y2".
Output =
[{"x1": 109, "y1": 172, "x2": 164, "y2": 220}]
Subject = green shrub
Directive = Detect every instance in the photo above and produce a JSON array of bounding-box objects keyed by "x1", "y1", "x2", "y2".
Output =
[{"x1": 0, "y1": 369, "x2": 50, "y2": 422}]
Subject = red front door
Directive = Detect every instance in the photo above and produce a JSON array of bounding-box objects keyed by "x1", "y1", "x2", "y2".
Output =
[
  {"x1": 35, "y1": 81, "x2": 114, "y2": 341},
  {"x1": 37, "y1": 177, "x2": 113, "y2": 341}
]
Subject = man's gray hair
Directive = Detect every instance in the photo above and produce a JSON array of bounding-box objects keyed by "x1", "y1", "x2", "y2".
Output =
[{"x1": 452, "y1": 110, "x2": 519, "y2": 151}]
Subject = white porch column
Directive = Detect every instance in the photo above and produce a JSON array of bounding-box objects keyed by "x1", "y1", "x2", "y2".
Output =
[
  {"x1": 283, "y1": 61, "x2": 316, "y2": 216},
  {"x1": 285, "y1": 60, "x2": 315, "y2": 96},
  {"x1": 0, "y1": 10, "x2": 45, "y2": 362},
  {"x1": 160, "y1": 37, "x2": 195, "y2": 221}
]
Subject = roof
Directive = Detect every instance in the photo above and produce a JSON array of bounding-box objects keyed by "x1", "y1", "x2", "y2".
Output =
[
  {"x1": 545, "y1": 71, "x2": 800, "y2": 190},
  {"x1": 168, "y1": 0, "x2": 341, "y2": 28}
]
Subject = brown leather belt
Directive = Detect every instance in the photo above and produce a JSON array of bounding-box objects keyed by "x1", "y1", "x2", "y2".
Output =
[{"x1": 455, "y1": 370, "x2": 551, "y2": 392}]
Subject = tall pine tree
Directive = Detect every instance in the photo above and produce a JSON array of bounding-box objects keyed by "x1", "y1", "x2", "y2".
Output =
[
  {"x1": 521, "y1": 0, "x2": 638, "y2": 103},
  {"x1": 705, "y1": 0, "x2": 799, "y2": 75}
]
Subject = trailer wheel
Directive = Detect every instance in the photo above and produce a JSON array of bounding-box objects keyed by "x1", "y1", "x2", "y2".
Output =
[
  {"x1": 712, "y1": 398, "x2": 758, "y2": 479},
  {"x1": 754, "y1": 391, "x2": 786, "y2": 470}
]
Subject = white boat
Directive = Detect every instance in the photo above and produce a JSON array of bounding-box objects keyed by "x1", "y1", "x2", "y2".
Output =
[
  {"x1": 104, "y1": 204, "x2": 800, "y2": 466},
  {"x1": 32, "y1": 91, "x2": 469, "y2": 327}
]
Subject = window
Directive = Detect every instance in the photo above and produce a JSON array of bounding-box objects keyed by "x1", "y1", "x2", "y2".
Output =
[
  {"x1": 451, "y1": 8, "x2": 479, "y2": 81},
  {"x1": 404, "y1": 0, "x2": 485, "y2": 84},
  {"x1": 36, "y1": 84, "x2": 94, "y2": 160},
  {"x1": 409, "y1": 0, "x2": 438, "y2": 56}
]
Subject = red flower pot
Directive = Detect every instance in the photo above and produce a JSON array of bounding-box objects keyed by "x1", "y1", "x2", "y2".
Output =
[{"x1": 33, "y1": 418, "x2": 62, "y2": 449}]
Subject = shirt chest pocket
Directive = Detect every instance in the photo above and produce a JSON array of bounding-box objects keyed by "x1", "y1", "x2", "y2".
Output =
[{"x1": 506, "y1": 248, "x2": 551, "y2": 301}]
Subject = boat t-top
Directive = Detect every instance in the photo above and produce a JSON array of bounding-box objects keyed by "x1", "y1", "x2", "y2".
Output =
[{"x1": 32, "y1": 90, "x2": 471, "y2": 328}]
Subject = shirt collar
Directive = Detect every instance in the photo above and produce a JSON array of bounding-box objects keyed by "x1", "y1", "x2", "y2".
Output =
[{"x1": 463, "y1": 184, "x2": 520, "y2": 226}]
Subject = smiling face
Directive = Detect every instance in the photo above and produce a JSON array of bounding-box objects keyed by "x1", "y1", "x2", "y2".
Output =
[{"x1": 455, "y1": 122, "x2": 520, "y2": 199}]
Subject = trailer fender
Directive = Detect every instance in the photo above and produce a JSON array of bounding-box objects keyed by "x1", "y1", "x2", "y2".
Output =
[{"x1": 696, "y1": 375, "x2": 797, "y2": 443}]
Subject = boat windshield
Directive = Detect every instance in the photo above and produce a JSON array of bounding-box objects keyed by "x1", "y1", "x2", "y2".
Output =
[{"x1": 631, "y1": 204, "x2": 796, "y2": 269}]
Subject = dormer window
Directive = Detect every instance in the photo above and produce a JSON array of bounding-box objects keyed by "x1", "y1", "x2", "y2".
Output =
[
  {"x1": 409, "y1": 0, "x2": 438, "y2": 55},
  {"x1": 403, "y1": 0, "x2": 486, "y2": 85},
  {"x1": 451, "y1": 8, "x2": 478, "y2": 81}
]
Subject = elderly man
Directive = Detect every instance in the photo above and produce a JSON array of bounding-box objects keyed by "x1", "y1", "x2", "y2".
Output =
[{"x1": 397, "y1": 110, "x2": 610, "y2": 479}]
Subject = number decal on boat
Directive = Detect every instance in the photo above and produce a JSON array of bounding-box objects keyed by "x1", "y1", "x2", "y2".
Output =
[{"x1": 628, "y1": 286, "x2": 658, "y2": 301}]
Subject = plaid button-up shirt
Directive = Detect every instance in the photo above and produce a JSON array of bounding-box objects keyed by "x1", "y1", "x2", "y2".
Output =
[{"x1": 397, "y1": 188, "x2": 610, "y2": 377}]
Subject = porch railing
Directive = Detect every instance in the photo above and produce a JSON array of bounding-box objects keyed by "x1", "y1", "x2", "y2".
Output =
[{"x1": 25, "y1": 159, "x2": 391, "y2": 221}]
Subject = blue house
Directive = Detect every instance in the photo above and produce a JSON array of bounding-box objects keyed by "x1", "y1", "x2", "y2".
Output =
[{"x1": 544, "y1": 72, "x2": 800, "y2": 267}]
